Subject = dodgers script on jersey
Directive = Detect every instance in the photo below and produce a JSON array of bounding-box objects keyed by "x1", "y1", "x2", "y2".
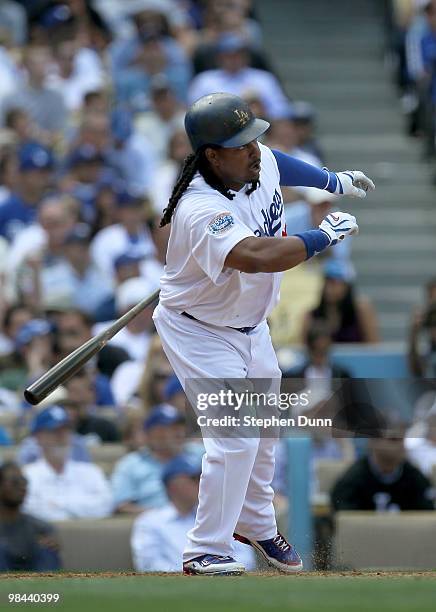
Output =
[{"x1": 159, "y1": 142, "x2": 286, "y2": 328}]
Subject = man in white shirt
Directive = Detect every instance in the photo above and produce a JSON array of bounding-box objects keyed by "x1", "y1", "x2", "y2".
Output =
[
  {"x1": 131, "y1": 455, "x2": 256, "y2": 572},
  {"x1": 22, "y1": 405, "x2": 113, "y2": 522}
]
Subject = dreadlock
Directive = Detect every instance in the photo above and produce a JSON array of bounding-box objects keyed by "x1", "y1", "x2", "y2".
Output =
[{"x1": 159, "y1": 148, "x2": 260, "y2": 227}]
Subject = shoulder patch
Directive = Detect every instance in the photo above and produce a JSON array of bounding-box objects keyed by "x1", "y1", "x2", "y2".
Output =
[{"x1": 207, "y1": 212, "x2": 235, "y2": 236}]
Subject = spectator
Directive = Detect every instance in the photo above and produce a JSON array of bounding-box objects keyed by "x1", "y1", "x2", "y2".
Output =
[
  {"x1": 106, "y1": 108, "x2": 157, "y2": 197},
  {"x1": 63, "y1": 375, "x2": 121, "y2": 444},
  {"x1": 0, "y1": 1, "x2": 27, "y2": 46},
  {"x1": 0, "y1": 462, "x2": 61, "y2": 572},
  {"x1": 54, "y1": 308, "x2": 129, "y2": 379},
  {"x1": 331, "y1": 428, "x2": 434, "y2": 511},
  {"x1": 111, "y1": 404, "x2": 203, "y2": 514},
  {"x1": 163, "y1": 375, "x2": 186, "y2": 412},
  {"x1": 95, "y1": 276, "x2": 157, "y2": 363},
  {"x1": 131, "y1": 455, "x2": 255, "y2": 572},
  {"x1": 0, "y1": 319, "x2": 54, "y2": 394},
  {"x1": 0, "y1": 303, "x2": 34, "y2": 361},
  {"x1": 151, "y1": 127, "x2": 192, "y2": 215},
  {"x1": 283, "y1": 322, "x2": 352, "y2": 380},
  {"x1": 135, "y1": 75, "x2": 186, "y2": 162},
  {"x1": 302, "y1": 259, "x2": 380, "y2": 344},
  {"x1": 1, "y1": 45, "x2": 68, "y2": 137},
  {"x1": 113, "y1": 32, "x2": 192, "y2": 110},
  {"x1": 408, "y1": 277, "x2": 436, "y2": 376},
  {"x1": 406, "y1": 411, "x2": 436, "y2": 476},
  {"x1": 0, "y1": 145, "x2": 18, "y2": 205},
  {"x1": 265, "y1": 113, "x2": 322, "y2": 168},
  {"x1": 90, "y1": 191, "x2": 159, "y2": 281},
  {"x1": 17, "y1": 403, "x2": 91, "y2": 466},
  {"x1": 138, "y1": 333, "x2": 175, "y2": 412},
  {"x1": 0, "y1": 142, "x2": 54, "y2": 242},
  {"x1": 22, "y1": 406, "x2": 113, "y2": 521},
  {"x1": 188, "y1": 33, "x2": 290, "y2": 120}
]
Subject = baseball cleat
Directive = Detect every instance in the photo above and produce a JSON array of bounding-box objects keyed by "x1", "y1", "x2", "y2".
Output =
[
  {"x1": 233, "y1": 532, "x2": 303, "y2": 573},
  {"x1": 183, "y1": 554, "x2": 245, "y2": 576}
]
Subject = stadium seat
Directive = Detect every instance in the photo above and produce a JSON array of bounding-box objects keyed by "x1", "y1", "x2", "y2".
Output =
[
  {"x1": 334, "y1": 511, "x2": 436, "y2": 570},
  {"x1": 55, "y1": 518, "x2": 135, "y2": 571},
  {"x1": 314, "y1": 459, "x2": 353, "y2": 497}
]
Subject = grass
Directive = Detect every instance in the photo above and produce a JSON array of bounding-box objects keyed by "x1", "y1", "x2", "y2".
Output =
[{"x1": 0, "y1": 573, "x2": 435, "y2": 612}]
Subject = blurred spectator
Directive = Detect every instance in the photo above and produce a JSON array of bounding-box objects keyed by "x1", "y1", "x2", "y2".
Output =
[
  {"x1": 331, "y1": 429, "x2": 434, "y2": 511},
  {"x1": 54, "y1": 308, "x2": 129, "y2": 379},
  {"x1": 113, "y1": 32, "x2": 191, "y2": 110},
  {"x1": 22, "y1": 406, "x2": 113, "y2": 521},
  {"x1": 0, "y1": 426, "x2": 12, "y2": 446},
  {"x1": 1, "y1": 45, "x2": 68, "y2": 137},
  {"x1": 138, "y1": 333, "x2": 174, "y2": 412},
  {"x1": 90, "y1": 191, "x2": 159, "y2": 281},
  {"x1": 63, "y1": 373, "x2": 121, "y2": 444},
  {"x1": 406, "y1": 412, "x2": 436, "y2": 475},
  {"x1": 0, "y1": 45, "x2": 19, "y2": 107},
  {"x1": 408, "y1": 277, "x2": 436, "y2": 376},
  {"x1": 131, "y1": 455, "x2": 255, "y2": 572},
  {"x1": 0, "y1": 1, "x2": 27, "y2": 46},
  {"x1": 302, "y1": 260, "x2": 380, "y2": 344},
  {"x1": 18, "y1": 403, "x2": 91, "y2": 465},
  {"x1": 111, "y1": 404, "x2": 202, "y2": 514},
  {"x1": 0, "y1": 142, "x2": 54, "y2": 243},
  {"x1": 283, "y1": 323, "x2": 352, "y2": 380},
  {"x1": 192, "y1": 0, "x2": 266, "y2": 74},
  {"x1": 8, "y1": 196, "x2": 79, "y2": 309},
  {"x1": 47, "y1": 36, "x2": 105, "y2": 113},
  {"x1": 135, "y1": 75, "x2": 186, "y2": 162},
  {"x1": 93, "y1": 251, "x2": 144, "y2": 323},
  {"x1": 163, "y1": 375, "x2": 186, "y2": 412},
  {"x1": 0, "y1": 462, "x2": 61, "y2": 572},
  {"x1": 0, "y1": 302, "x2": 34, "y2": 360},
  {"x1": 106, "y1": 108, "x2": 157, "y2": 196},
  {"x1": 151, "y1": 127, "x2": 192, "y2": 215},
  {"x1": 94, "y1": 276, "x2": 157, "y2": 363},
  {"x1": 265, "y1": 113, "x2": 322, "y2": 168},
  {"x1": 121, "y1": 413, "x2": 147, "y2": 453},
  {"x1": 188, "y1": 33, "x2": 290, "y2": 119},
  {"x1": 0, "y1": 318, "x2": 54, "y2": 393},
  {"x1": 0, "y1": 145, "x2": 18, "y2": 205},
  {"x1": 288, "y1": 101, "x2": 325, "y2": 163}
]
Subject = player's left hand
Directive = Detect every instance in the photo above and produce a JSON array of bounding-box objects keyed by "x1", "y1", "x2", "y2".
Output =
[{"x1": 331, "y1": 170, "x2": 375, "y2": 199}]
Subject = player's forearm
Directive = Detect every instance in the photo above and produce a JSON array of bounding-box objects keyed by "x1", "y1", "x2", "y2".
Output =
[{"x1": 225, "y1": 235, "x2": 314, "y2": 274}]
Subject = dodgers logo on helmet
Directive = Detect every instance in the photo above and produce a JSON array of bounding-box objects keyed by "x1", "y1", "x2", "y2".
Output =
[{"x1": 207, "y1": 212, "x2": 235, "y2": 236}]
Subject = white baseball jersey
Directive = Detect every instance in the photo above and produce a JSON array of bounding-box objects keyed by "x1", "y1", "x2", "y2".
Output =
[{"x1": 159, "y1": 142, "x2": 286, "y2": 328}]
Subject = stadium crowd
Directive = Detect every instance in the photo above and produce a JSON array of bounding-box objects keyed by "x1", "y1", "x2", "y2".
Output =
[{"x1": 0, "y1": 0, "x2": 435, "y2": 573}]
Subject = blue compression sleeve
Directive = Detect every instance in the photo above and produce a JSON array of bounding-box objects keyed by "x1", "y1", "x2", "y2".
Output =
[
  {"x1": 272, "y1": 149, "x2": 338, "y2": 193},
  {"x1": 295, "y1": 230, "x2": 330, "y2": 260}
]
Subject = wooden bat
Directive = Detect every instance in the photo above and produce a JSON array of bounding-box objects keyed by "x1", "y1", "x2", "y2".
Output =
[{"x1": 24, "y1": 289, "x2": 160, "y2": 406}]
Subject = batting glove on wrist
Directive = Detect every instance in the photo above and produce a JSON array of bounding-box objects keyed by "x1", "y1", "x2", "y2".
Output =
[
  {"x1": 319, "y1": 212, "x2": 359, "y2": 246},
  {"x1": 326, "y1": 169, "x2": 375, "y2": 199}
]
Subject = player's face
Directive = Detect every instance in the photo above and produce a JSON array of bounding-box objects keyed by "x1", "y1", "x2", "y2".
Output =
[{"x1": 206, "y1": 140, "x2": 261, "y2": 190}]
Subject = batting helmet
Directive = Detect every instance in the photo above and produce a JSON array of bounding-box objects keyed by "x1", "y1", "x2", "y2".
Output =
[{"x1": 185, "y1": 93, "x2": 270, "y2": 153}]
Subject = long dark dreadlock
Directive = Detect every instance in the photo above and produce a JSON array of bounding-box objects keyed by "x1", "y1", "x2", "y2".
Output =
[{"x1": 159, "y1": 148, "x2": 260, "y2": 227}]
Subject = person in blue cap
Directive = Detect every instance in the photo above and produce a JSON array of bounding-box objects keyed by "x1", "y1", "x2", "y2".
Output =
[
  {"x1": 0, "y1": 143, "x2": 54, "y2": 242},
  {"x1": 111, "y1": 403, "x2": 203, "y2": 515},
  {"x1": 131, "y1": 455, "x2": 255, "y2": 572}
]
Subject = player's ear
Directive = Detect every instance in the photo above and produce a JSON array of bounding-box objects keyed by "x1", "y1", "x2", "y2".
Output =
[{"x1": 204, "y1": 146, "x2": 219, "y2": 167}]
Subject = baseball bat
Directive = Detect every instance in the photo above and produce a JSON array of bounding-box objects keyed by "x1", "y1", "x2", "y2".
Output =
[{"x1": 24, "y1": 289, "x2": 160, "y2": 406}]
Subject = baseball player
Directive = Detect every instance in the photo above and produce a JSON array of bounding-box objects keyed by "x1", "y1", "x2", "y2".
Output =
[{"x1": 153, "y1": 93, "x2": 375, "y2": 576}]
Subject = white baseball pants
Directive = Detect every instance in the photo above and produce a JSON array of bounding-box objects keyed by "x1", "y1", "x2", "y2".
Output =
[{"x1": 153, "y1": 303, "x2": 281, "y2": 562}]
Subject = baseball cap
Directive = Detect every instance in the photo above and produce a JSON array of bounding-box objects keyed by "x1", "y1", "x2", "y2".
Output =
[
  {"x1": 116, "y1": 190, "x2": 143, "y2": 208},
  {"x1": 162, "y1": 455, "x2": 201, "y2": 487},
  {"x1": 113, "y1": 251, "x2": 143, "y2": 271},
  {"x1": 30, "y1": 405, "x2": 71, "y2": 434},
  {"x1": 323, "y1": 259, "x2": 356, "y2": 283},
  {"x1": 144, "y1": 404, "x2": 185, "y2": 431},
  {"x1": 18, "y1": 143, "x2": 54, "y2": 172},
  {"x1": 116, "y1": 276, "x2": 159, "y2": 312},
  {"x1": 217, "y1": 33, "x2": 248, "y2": 54},
  {"x1": 68, "y1": 144, "x2": 104, "y2": 168},
  {"x1": 15, "y1": 319, "x2": 51, "y2": 350},
  {"x1": 163, "y1": 375, "x2": 183, "y2": 401}
]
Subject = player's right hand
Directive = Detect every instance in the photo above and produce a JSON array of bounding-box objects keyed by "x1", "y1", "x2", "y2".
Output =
[{"x1": 319, "y1": 212, "x2": 359, "y2": 245}]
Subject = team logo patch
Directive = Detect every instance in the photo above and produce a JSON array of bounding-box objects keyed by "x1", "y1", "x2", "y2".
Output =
[{"x1": 207, "y1": 212, "x2": 235, "y2": 236}]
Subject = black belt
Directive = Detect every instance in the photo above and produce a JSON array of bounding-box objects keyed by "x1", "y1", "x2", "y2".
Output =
[{"x1": 181, "y1": 312, "x2": 256, "y2": 335}]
